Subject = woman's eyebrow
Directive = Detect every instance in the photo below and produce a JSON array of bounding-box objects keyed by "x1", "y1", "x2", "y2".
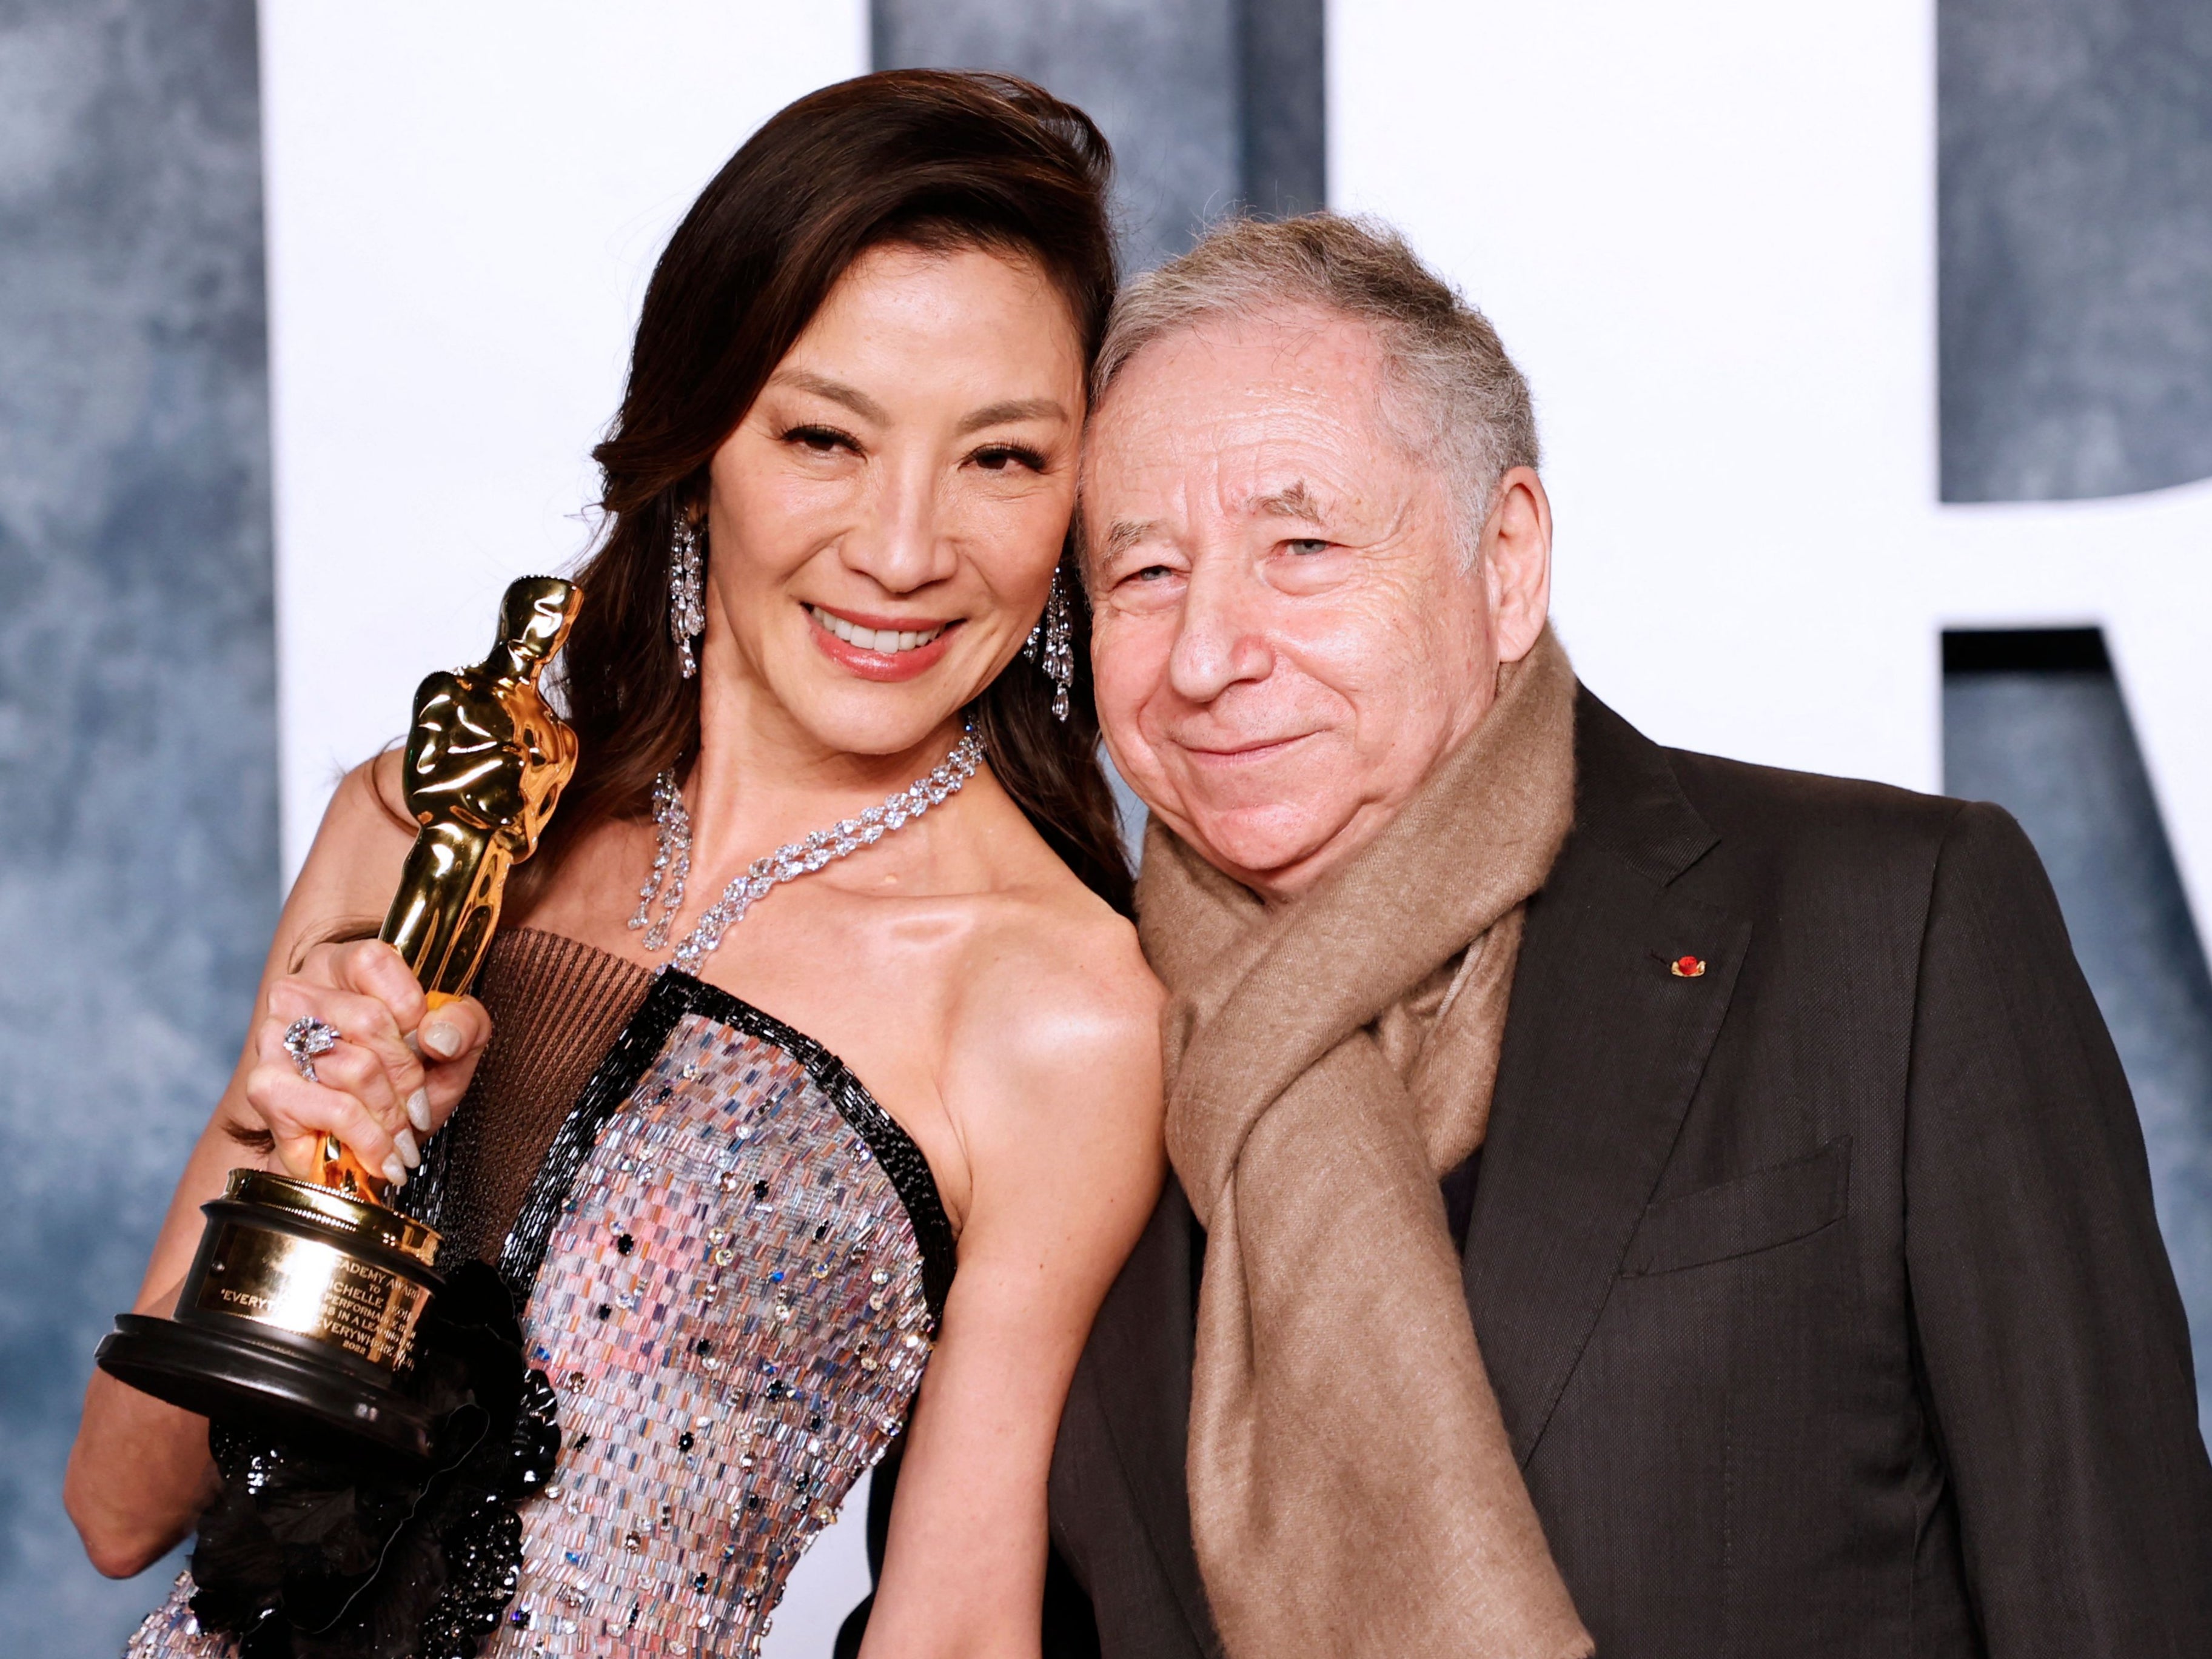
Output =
[
  {"x1": 766, "y1": 369, "x2": 890, "y2": 423},
  {"x1": 958, "y1": 397, "x2": 1069, "y2": 436}
]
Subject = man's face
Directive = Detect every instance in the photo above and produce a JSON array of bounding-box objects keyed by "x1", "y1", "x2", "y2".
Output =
[{"x1": 1084, "y1": 306, "x2": 1550, "y2": 900}]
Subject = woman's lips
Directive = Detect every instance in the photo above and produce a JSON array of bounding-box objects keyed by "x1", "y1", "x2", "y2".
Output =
[{"x1": 806, "y1": 603, "x2": 958, "y2": 682}]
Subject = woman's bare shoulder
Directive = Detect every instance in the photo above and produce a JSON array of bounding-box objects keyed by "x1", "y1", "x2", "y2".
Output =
[
  {"x1": 962, "y1": 796, "x2": 1158, "y2": 1033},
  {"x1": 943, "y1": 861, "x2": 1164, "y2": 1154},
  {"x1": 984, "y1": 855, "x2": 1159, "y2": 1034},
  {"x1": 927, "y1": 867, "x2": 1164, "y2": 1294}
]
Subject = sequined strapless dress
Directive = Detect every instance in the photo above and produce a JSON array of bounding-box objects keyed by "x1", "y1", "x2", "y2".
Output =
[{"x1": 127, "y1": 931, "x2": 956, "y2": 1658}]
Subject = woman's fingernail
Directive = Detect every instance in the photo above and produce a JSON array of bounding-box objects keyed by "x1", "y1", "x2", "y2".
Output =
[
  {"x1": 382, "y1": 1155, "x2": 409, "y2": 1189},
  {"x1": 406, "y1": 1088, "x2": 431, "y2": 1133},
  {"x1": 394, "y1": 1128, "x2": 420, "y2": 1169},
  {"x1": 421, "y1": 1022, "x2": 461, "y2": 1060}
]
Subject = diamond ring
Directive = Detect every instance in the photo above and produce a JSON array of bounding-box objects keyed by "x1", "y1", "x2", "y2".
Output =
[{"x1": 282, "y1": 1015, "x2": 343, "y2": 1084}]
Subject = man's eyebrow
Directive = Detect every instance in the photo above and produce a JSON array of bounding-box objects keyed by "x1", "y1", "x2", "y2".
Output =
[
  {"x1": 1253, "y1": 481, "x2": 1327, "y2": 520},
  {"x1": 1098, "y1": 518, "x2": 1158, "y2": 561},
  {"x1": 765, "y1": 369, "x2": 891, "y2": 424},
  {"x1": 957, "y1": 397, "x2": 1069, "y2": 437}
]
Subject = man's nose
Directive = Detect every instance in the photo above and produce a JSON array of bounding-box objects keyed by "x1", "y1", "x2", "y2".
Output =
[
  {"x1": 1167, "y1": 548, "x2": 1273, "y2": 704},
  {"x1": 842, "y1": 456, "x2": 958, "y2": 594}
]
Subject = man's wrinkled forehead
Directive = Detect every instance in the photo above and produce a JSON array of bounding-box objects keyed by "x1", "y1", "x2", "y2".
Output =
[
  {"x1": 1079, "y1": 311, "x2": 1394, "y2": 560},
  {"x1": 1090, "y1": 304, "x2": 1390, "y2": 438}
]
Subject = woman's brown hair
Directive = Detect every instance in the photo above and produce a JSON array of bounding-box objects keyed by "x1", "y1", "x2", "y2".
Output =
[{"x1": 523, "y1": 70, "x2": 1131, "y2": 914}]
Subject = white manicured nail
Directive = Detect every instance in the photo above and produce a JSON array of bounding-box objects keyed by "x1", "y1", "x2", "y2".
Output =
[
  {"x1": 422, "y1": 1021, "x2": 461, "y2": 1060},
  {"x1": 394, "y1": 1128, "x2": 420, "y2": 1169},
  {"x1": 406, "y1": 1088, "x2": 431, "y2": 1133},
  {"x1": 382, "y1": 1155, "x2": 409, "y2": 1188}
]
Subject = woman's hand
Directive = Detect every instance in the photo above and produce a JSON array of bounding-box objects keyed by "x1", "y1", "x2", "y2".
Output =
[{"x1": 240, "y1": 939, "x2": 492, "y2": 1188}]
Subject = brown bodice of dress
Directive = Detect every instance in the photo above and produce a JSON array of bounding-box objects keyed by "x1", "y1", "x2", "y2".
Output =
[{"x1": 411, "y1": 928, "x2": 653, "y2": 1264}]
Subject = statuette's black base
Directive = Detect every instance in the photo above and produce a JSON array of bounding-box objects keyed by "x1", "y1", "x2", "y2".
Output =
[
  {"x1": 99, "y1": 1314, "x2": 436, "y2": 1460},
  {"x1": 96, "y1": 1168, "x2": 446, "y2": 1462}
]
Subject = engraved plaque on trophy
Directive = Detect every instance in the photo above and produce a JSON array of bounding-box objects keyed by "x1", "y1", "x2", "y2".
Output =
[{"x1": 95, "y1": 577, "x2": 582, "y2": 1458}]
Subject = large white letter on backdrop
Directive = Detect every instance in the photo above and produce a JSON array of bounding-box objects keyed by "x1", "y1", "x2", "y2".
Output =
[{"x1": 1330, "y1": 0, "x2": 2212, "y2": 928}]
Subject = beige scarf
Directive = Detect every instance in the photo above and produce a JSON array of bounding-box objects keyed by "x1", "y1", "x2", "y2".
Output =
[{"x1": 1138, "y1": 628, "x2": 1592, "y2": 1659}]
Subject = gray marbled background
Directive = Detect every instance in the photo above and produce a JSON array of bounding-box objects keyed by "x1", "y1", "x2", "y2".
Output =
[
  {"x1": 1940, "y1": 0, "x2": 2212, "y2": 499},
  {"x1": 0, "y1": 1, "x2": 278, "y2": 1652}
]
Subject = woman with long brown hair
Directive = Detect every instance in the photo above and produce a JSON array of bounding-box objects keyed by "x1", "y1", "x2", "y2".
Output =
[{"x1": 69, "y1": 71, "x2": 1162, "y2": 1658}]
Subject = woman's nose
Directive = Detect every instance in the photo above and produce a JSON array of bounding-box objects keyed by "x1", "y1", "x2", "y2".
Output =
[{"x1": 842, "y1": 457, "x2": 958, "y2": 594}]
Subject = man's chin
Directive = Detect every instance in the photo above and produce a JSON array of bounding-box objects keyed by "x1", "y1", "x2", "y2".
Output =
[{"x1": 1168, "y1": 802, "x2": 1349, "y2": 895}]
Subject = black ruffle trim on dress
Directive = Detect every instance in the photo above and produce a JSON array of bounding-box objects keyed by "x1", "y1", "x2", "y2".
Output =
[{"x1": 186, "y1": 1262, "x2": 558, "y2": 1659}]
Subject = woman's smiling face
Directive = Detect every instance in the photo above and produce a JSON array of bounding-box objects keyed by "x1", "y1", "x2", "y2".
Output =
[{"x1": 702, "y1": 241, "x2": 1087, "y2": 756}]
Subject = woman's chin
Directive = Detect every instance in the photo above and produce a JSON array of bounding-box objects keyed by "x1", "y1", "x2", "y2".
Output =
[{"x1": 774, "y1": 680, "x2": 974, "y2": 763}]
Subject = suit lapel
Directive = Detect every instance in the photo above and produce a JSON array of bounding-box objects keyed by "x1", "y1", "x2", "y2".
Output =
[{"x1": 1465, "y1": 689, "x2": 1749, "y2": 1464}]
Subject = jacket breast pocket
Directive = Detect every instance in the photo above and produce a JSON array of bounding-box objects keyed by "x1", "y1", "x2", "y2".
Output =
[{"x1": 1620, "y1": 1136, "x2": 1851, "y2": 1277}]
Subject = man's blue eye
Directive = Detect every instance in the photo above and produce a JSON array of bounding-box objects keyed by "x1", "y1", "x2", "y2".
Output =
[{"x1": 1287, "y1": 538, "x2": 1329, "y2": 555}]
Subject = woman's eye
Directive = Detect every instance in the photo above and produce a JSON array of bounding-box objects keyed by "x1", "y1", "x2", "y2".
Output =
[
  {"x1": 1285, "y1": 537, "x2": 1330, "y2": 556},
  {"x1": 971, "y1": 444, "x2": 1047, "y2": 472},
  {"x1": 784, "y1": 424, "x2": 857, "y2": 455}
]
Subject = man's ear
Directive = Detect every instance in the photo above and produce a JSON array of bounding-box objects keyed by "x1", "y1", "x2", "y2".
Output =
[{"x1": 1481, "y1": 466, "x2": 1552, "y2": 662}]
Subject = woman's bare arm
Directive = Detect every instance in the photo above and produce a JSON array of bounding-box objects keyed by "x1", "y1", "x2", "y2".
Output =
[
  {"x1": 62, "y1": 757, "x2": 492, "y2": 1577},
  {"x1": 860, "y1": 905, "x2": 1165, "y2": 1659}
]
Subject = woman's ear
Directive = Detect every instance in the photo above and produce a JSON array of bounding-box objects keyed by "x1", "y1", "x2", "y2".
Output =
[{"x1": 1483, "y1": 466, "x2": 1553, "y2": 662}]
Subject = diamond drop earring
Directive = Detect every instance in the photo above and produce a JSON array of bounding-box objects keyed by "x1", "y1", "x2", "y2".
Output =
[
  {"x1": 669, "y1": 513, "x2": 706, "y2": 679},
  {"x1": 1022, "y1": 566, "x2": 1074, "y2": 722}
]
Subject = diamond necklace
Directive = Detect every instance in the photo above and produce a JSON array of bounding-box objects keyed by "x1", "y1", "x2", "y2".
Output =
[{"x1": 629, "y1": 728, "x2": 985, "y2": 977}]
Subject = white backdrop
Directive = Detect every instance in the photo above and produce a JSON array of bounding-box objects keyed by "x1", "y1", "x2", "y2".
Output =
[
  {"x1": 1331, "y1": 0, "x2": 2212, "y2": 932},
  {"x1": 258, "y1": 5, "x2": 874, "y2": 1650}
]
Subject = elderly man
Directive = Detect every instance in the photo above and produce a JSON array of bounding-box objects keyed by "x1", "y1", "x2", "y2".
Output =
[{"x1": 1044, "y1": 215, "x2": 2212, "y2": 1657}]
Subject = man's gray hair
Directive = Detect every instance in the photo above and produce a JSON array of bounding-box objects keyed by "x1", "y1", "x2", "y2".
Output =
[{"x1": 1094, "y1": 213, "x2": 1539, "y2": 557}]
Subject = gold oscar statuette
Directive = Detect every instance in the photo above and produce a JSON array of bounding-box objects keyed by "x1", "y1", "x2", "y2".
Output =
[{"x1": 96, "y1": 577, "x2": 583, "y2": 1458}]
